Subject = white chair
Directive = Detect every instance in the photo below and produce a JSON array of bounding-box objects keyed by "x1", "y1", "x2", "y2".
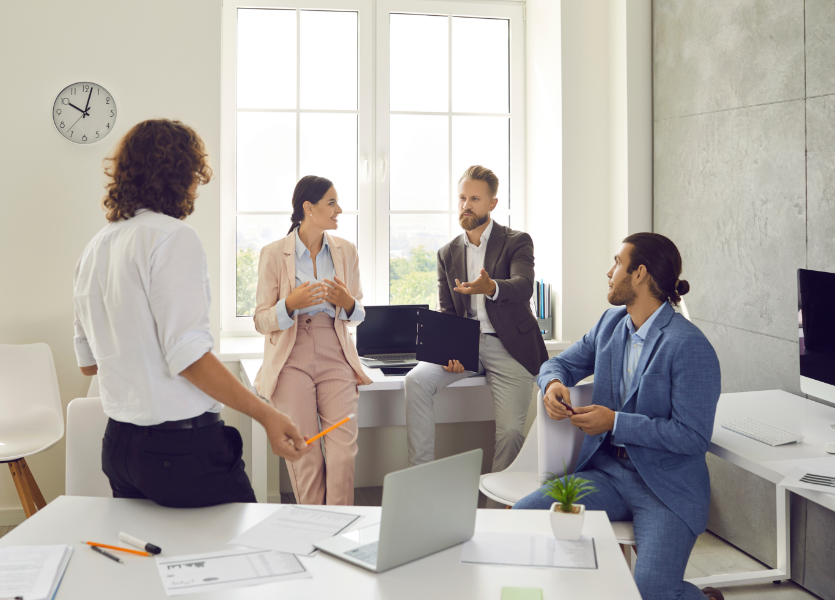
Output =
[
  {"x1": 0, "y1": 343, "x2": 64, "y2": 518},
  {"x1": 537, "y1": 381, "x2": 637, "y2": 562},
  {"x1": 65, "y1": 397, "x2": 112, "y2": 498},
  {"x1": 478, "y1": 381, "x2": 596, "y2": 506}
]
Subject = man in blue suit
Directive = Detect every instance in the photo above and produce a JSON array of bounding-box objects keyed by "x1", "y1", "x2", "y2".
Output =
[{"x1": 514, "y1": 233, "x2": 723, "y2": 600}]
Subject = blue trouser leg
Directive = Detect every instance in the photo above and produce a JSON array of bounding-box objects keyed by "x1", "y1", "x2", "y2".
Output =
[{"x1": 514, "y1": 451, "x2": 706, "y2": 600}]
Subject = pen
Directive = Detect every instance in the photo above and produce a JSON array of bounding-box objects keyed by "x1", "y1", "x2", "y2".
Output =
[
  {"x1": 306, "y1": 414, "x2": 356, "y2": 445},
  {"x1": 82, "y1": 540, "x2": 150, "y2": 556},
  {"x1": 118, "y1": 532, "x2": 162, "y2": 555},
  {"x1": 90, "y1": 544, "x2": 123, "y2": 564}
]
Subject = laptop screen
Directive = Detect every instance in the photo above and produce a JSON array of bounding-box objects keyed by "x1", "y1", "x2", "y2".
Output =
[{"x1": 356, "y1": 305, "x2": 429, "y2": 356}]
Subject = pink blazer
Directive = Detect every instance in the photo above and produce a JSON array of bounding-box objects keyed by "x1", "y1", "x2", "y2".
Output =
[{"x1": 253, "y1": 231, "x2": 372, "y2": 401}]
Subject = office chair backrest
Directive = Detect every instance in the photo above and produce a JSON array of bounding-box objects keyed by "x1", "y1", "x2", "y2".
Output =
[
  {"x1": 65, "y1": 397, "x2": 112, "y2": 497},
  {"x1": 536, "y1": 381, "x2": 594, "y2": 481}
]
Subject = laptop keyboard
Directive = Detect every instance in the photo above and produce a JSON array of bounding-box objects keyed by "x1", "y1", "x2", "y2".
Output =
[
  {"x1": 346, "y1": 541, "x2": 379, "y2": 565},
  {"x1": 363, "y1": 354, "x2": 416, "y2": 362}
]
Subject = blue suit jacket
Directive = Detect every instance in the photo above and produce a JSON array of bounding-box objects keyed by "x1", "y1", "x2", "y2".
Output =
[{"x1": 538, "y1": 303, "x2": 721, "y2": 535}]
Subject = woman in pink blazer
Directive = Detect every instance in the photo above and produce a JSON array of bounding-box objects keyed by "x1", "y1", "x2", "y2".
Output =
[{"x1": 254, "y1": 176, "x2": 372, "y2": 506}]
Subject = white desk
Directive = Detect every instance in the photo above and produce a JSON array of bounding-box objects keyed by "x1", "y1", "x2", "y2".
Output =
[
  {"x1": 0, "y1": 496, "x2": 641, "y2": 599},
  {"x1": 689, "y1": 390, "x2": 835, "y2": 588},
  {"x1": 237, "y1": 359, "x2": 497, "y2": 502}
]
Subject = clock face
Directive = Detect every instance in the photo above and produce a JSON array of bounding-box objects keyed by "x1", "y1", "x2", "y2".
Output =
[{"x1": 52, "y1": 82, "x2": 117, "y2": 144}]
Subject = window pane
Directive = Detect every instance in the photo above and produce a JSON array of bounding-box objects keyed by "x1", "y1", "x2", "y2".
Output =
[
  {"x1": 300, "y1": 11, "x2": 357, "y2": 110},
  {"x1": 390, "y1": 214, "x2": 448, "y2": 309},
  {"x1": 237, "y1": 113, "x2": 297, "y2": 212},
  {"x1": 452, "y1": 17, "x2": 509, "y2": 114},
  {"x1": 452, "y1": 116, "x2": 509, "y2": 209},
  {"x1": 299, "y1": 113, "x2": 358, "y2": 210},
  {"x1": 236, "y1": 215, "x2": 358, "y2": 317},
  {"x1": 390, "y1": 115, "x2": 449, "y2": 211},
  {"x1": 237, "y1": 9, "x2": 296, "y2": 109},
  {"x1": 390, "y1": 14, "x2": 448, "y2": 112}
]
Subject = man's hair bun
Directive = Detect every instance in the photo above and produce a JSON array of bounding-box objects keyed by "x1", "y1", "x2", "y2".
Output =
[{"x1": 676, "y1": 279, "x2": 690, "y2": 296}]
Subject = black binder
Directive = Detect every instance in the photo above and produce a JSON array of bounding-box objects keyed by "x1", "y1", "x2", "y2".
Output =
[{"x1": 416, "y1": 309, "x2": 480, "y2": 372}]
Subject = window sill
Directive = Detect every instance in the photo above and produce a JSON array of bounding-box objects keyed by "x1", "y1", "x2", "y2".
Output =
[{"x1": 216, "y1": 336, "x2": 571, "y2": 362}]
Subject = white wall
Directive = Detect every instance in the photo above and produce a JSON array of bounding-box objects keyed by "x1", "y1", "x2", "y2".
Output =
[
  {"x1": 0, "y1": 0, "x2": 222, "y2": 523},
  {"x1": 526, "y1": 0, "x2": 653, "y2": 344}
]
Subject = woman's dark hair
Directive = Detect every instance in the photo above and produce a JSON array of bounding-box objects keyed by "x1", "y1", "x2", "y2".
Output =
[
  {"x1": 102, "y1": 119, "x2": 212, "y2": 222},
  {"x1": 622, "y1": 232, "x2": 690, "y2": 306},
  {"x1": 287, "y1": 175, "x2": 334, "y2": 234}
]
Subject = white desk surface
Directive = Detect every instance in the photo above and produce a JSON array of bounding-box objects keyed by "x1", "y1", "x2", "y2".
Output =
[
  {"x1": 2, "y1": 496, "x2": 640, "y2": 600},
  {"x1": 240, "y1": 358, "x2": 488, "y2": 392},
  {"x1": 711, "y1": 390, "x2": 835, "y2": 511}
]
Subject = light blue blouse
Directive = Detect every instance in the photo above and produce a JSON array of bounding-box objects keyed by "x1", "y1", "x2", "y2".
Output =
[{"x1": 274, "y1": 232, "x2": 366, "y2": 331}]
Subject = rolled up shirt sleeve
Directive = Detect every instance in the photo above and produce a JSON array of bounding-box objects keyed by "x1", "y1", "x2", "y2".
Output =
[
  {"x1": 275, "y1": 298, "x2": 296, "y2": 330},
  {"x1": 148, "y1": 227, "x2": 215, "y2": 376},
  {"x1": 487, "y1": 282, "x2": 500, "y2": 302},
  {"x1": 73, "y1": 304, "x2": 96, "y2": 368},
  {"x1": 338, "y1": 299, "x2": 365, "y2": 324}
]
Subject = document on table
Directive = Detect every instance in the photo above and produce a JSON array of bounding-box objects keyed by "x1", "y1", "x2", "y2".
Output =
[
  {"x1": 229, "y1": 505, "x2": 361, "y2": 556},
  {"x1": 460, "y1": 532, "x2": 598, "y2": 569},
  {"x1": 0, "y1": 545, "x2": 73, "y2": 600},
  {"x1": 155, "y1": 548, "x2": 310, "y2": 596},
  {"x1": 779, "y1": 464, "x2": 835, "y2": 495}
]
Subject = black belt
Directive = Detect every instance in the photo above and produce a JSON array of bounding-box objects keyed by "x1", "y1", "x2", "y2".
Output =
[
  {"x1": 143, "y1": 412, "x2": 222, "y2": 430},
  {"x1": 606, "y1": 442, "x2": 630, "y2": 460}
]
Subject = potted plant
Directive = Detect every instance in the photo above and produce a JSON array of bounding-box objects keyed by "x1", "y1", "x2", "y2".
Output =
[{"x1": 542, "y1": 462, "x2": 597, "y2": 540}]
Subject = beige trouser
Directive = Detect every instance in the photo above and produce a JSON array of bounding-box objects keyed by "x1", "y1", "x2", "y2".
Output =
[{"x1": 270, "y1": 312, "x2": 359, "y2": 505}]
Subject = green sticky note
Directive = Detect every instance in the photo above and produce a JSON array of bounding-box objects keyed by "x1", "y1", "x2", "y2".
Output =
[{"x1": 501, "y1": 587, "x2": 543, "y2": 600}]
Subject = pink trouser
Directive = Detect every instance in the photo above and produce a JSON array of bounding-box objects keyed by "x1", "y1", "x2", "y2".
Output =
[{"x1": 270, "y1": 312, "x2": 359, "y2": 505}]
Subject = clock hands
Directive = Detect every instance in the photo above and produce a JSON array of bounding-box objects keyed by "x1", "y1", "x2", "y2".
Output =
[
  {"x1": 67, "y1": 102, "x2": 90, "y2": 117},
  {"x1": 83, "y1": 86, "x2": 93, "y2": 118},
  {"x1": 66, "y1": 112, "x2": 86, "y2": 135}
]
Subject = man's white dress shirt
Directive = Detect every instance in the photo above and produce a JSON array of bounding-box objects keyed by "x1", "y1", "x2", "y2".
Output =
[
  {"x1": 73, "y1": 209, "x2": 220, "y2": 425},
  {"x1": 463, "y1": 218, "x2": 500, "y2": 334}
]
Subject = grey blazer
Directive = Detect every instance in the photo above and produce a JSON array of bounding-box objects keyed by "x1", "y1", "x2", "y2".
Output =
[{"x1": 436, "y1": 222, "x2": 548, "y2": 376}]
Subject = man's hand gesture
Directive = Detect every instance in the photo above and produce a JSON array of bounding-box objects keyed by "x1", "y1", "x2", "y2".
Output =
[
  {"x1": 543, "y1": 380, "x2": 575, "y2": 421},
  {"x1": 454, "y1": 268, "x2": 497, "y2": 296}
]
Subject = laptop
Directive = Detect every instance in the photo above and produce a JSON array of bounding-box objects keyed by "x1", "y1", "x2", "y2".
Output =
[
  {"x1": 313, "y1": 449, "x2": 482, "y2": 573},
  {"x1": 357, "y1": 305, "x2": 428, "y2": 368}
]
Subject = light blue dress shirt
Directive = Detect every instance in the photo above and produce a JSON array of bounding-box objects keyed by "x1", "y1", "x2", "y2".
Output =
[
  {"x1": 612, "y1": 302, "x2": 668, "y2": 445},
  {"x1": 274, "y1": 232, "x2": 365, "y2": 331}
]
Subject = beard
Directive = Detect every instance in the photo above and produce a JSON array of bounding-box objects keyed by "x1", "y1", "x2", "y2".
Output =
[
  {"x1": 459, "y1": 211, "x2": 489, "y2": 231},
  {"x1": 608, "y1": 277, "x2": 637, "y2": 307}
]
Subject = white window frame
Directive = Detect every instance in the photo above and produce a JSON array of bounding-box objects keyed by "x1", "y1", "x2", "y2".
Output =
[
  {"x1": 374, "y1": 0, "x2": 526, "y2": 304},
  {"x1": 221, "y1": 0, "x2": 524, "y2": 335}
]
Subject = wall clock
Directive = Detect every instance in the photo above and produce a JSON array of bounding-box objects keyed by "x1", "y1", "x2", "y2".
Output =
[{"x1": 52, "y1": 82, "x2": 117, "y2": 144}]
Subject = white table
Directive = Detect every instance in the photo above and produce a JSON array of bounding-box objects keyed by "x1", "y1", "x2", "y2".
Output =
[
  {"x1": 237, "y1": 358, "x2": 497, "y2": 502},
  {"x1": 0, "y1": 496, "x2": 641, "y2": 599},
  {"x1": 688, "y1": 390, "x2": 835, "y2": 588}
]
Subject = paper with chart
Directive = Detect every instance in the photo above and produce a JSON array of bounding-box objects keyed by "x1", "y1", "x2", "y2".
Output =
[
  {"x1": 229, "y1": 505, "x2": 362, "y2": 556},
  {"x1": 155, "y1": 547, "x2": 310, "y2": 596},
  {"x1": 460, "y1": 532, "x2": 598, "y2": 569},
  {"x1": 0, "y1": 545, "x2": 73, "y2": 600}
]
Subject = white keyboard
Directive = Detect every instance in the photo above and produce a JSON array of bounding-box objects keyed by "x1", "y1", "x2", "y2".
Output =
[{"x1": 721, "y1": 417, "x2": 804, "y2": 447}]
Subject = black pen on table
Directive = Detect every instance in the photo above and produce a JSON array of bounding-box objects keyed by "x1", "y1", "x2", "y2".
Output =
[{"x1": 90, "y1": 544, "x2": 123, "y2": 564}]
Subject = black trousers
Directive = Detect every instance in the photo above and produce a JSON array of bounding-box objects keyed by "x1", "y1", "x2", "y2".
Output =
[{"x1": 102, "y1": 417, "x2": 257, "y2": 508}]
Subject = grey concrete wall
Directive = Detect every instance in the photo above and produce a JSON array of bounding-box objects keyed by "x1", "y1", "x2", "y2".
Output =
[{"x1": 654, "y1": 2, "x2": 835, "y2": 598}]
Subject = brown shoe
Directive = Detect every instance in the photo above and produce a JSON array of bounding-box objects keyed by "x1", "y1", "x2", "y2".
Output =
[{"x1": 701, "y1": 587, "x2": 724, "y2": 600}]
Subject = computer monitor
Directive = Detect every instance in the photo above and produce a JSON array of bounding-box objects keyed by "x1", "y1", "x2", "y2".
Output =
[
  {"x1": 356, "y1": 305, "x2": 429, "y2": 356},
  {"x1": 798, "y1": 269, "x2": 835, "y2": 405}
]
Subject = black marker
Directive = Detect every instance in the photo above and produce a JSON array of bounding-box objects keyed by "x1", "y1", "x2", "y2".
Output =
[
  {"x1": 119, "y1": 531, "x2": 162, "y2": 555},
  {"x1": 91, "y1": 545, "x2": 123, "y2": 564}
]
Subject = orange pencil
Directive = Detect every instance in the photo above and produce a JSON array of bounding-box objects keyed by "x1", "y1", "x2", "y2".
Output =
[
  {"x1": 306, "y1": 414, "x2": 356, "y2": 445},
  {"x1": 81, "y1": 541, "x2": 150, "y2": 557}
]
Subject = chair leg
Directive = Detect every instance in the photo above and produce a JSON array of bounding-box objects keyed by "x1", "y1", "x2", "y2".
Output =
[
  {"x1": 19, "y1": 458, "x2": 46, "y2": 511},
  {"x1": 8, "y1": 461, "x2": 37, "y2": 518}
]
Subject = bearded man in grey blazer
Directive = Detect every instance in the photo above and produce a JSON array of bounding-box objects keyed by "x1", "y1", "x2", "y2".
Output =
[{"x1": 404, "y1": 166, "x2": 548, "y2": 475}]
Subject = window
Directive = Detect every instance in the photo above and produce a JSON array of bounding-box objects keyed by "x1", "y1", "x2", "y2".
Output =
[{"x1": 222, "y1": 0, "x2": 524, "y2": 333}]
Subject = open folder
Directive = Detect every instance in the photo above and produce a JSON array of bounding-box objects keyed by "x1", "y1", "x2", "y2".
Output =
[{"x1": 416, "y1": 309, "x2": 480, "y2": 372}]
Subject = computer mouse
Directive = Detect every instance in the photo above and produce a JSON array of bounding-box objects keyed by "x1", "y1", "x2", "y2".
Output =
[{"x1": 825, "y1": 442, "x2": 835, "y2": 454}]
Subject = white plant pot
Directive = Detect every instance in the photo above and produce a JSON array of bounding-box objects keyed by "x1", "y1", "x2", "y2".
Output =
[{"x1": 549, "y1": 503, "x2": 585, "y2": 540}]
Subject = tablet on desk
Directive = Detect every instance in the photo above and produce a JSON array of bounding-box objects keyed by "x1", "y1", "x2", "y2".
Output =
[{"x1": 416, "y1": 309, "x2": 480, "y2": 372}]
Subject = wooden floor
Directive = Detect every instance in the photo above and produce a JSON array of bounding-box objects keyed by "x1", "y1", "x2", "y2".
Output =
[{"x1": 0, "y1": 497, "x2": 822, "y2": 600}]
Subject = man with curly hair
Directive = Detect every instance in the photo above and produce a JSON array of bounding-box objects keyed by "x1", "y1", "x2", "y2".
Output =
[{"x1": 73, "y1": 119, "x2": 311, "y2": 508}]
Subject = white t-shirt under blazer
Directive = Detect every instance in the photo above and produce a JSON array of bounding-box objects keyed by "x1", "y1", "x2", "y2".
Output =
[{"x1": 73, "y1": 209, "x2": 221, "y2": 425}]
